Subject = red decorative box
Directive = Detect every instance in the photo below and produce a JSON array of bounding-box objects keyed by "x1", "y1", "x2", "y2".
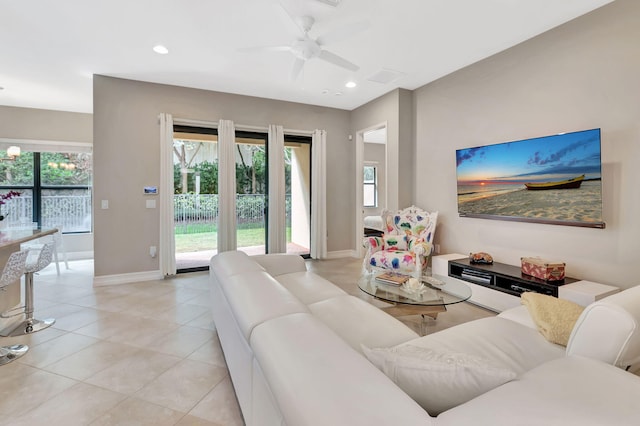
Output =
[{"x1": 521, "y1": 257, "x2": 566, "y2": 281}]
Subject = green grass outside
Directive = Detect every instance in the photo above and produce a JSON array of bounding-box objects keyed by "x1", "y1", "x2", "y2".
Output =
[{"x1": 175, "y1": 227, "x2": 291, "y2": 252}]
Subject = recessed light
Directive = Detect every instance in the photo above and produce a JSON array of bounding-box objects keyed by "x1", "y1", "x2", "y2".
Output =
[
  {"x1": 335, "y1": 91, "x2": 343, "y2": 96},
  {"x1": 321, "y1": 89, "x2": 329, "y2": 94},
  {"x1": 153, "y1": 45, "x2": 169, "y2": 55},
  {"x1": 345, "y1": 81, "x2": 357, "y2": 88}
]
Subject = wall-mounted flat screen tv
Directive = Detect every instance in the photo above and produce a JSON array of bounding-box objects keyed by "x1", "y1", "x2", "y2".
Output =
[{"x1": 456, "y1": 128, "x2": 604, "y2": 228}]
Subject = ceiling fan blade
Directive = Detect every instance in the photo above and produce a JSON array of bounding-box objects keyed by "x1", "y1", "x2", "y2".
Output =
[
  {"x1": 276, "y1": 1, "x2": 308, "y2": 36},
  {"x1": 291, "y1": 58, "x2": 306, "y2": 81},
  {"x1": 316, "y1": 20, "x2": 370, "y2": 46},
  {"x1": 318, "y1": 49, "x2": 359, "y2": 71},
  {"x1": 237, "y1": 45, "x2": 291, "y2": 53}
]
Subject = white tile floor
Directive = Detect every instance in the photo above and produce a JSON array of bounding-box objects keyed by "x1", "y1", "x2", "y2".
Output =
[
  {"x1": 0, "y1": 260, "x2": 239, "y2": 426},
  {"x1": 0, "y1": 257, "x2": 496, "y2": 425}
]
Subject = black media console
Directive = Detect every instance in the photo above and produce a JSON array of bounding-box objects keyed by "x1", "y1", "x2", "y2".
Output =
[{"x1": 448, "y1": 258, "x2": 577, "y2": 298}]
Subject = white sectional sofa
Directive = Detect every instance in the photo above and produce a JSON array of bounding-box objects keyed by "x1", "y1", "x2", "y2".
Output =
[{"x1": 209, "y1": 251, "x2": 640, "y2": 426}]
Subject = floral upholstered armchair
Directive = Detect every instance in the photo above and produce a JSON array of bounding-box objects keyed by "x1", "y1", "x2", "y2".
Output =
[{"x1": 362, "y1": 206, "x2": 438, "y2": 278}]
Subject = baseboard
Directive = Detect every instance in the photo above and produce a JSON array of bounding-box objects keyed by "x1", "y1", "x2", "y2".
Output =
[
  {"x1": 93, "y1": 270, "x2": 163, "y2": 287},
  {"x1": 326, "y1": 249, "x2": 357, "y2": 259}
]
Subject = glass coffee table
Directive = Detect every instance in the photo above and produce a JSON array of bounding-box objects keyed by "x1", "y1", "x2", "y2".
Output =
[{"x1": 358, "y1": 272, "x2": 472, "y2": 333}]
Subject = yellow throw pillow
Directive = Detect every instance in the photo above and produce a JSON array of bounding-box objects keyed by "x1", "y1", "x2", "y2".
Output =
[{"x1": 521, "y1": 292, "x2": 585, "y2": 346}]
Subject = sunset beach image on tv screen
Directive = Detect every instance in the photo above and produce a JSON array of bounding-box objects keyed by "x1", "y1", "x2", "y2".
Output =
[{"x1": 456, "y1": 128, "x2": 604, "y2": 227}]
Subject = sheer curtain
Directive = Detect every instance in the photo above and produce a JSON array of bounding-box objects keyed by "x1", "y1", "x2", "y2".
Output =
[
  {"x1": 311, "y1": 129, "x2": 327, "y2": 259},
  {"x1": 159, "y1": 113, "x2": 176, "y2": 276},
  {"x1": 218, "y1": 119, "x2": 237, "y2": 252},
  {"x1": 268, "y1": 125, "x2": 286, "y2": 253}
]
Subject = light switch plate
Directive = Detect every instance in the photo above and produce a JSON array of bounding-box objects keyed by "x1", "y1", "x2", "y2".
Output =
[
  {"x1": 101, "y1": 200, "x2": 109, "y2": 209},
  {"x1": 146, "y1": 199, "x2": 156, "y2": 209}
]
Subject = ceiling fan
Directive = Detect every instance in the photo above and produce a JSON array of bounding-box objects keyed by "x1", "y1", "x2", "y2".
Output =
[{"x1": 239, "y1": 6, "x2": 368, "y2": 81}]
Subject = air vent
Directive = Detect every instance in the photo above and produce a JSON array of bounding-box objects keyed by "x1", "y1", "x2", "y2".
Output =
[{"x1": 367, "y1": 68, "x2": 405, "y2": 84}]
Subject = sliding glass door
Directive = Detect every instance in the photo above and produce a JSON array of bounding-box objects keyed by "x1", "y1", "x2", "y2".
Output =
[
  {"x1": 173, "y1": 127, "x2": 218, "y2": 271},
  {"x1": 171, "y1": 126, "x2": 311, "y2": 271},
  {"x1": 235, "y1": 132, "x2": 268, "y2": 256}
]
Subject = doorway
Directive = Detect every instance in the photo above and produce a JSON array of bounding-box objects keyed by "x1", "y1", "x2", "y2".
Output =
[
  {"x1": 173, "y1": 126, "x2": 219, "y2": 271},
  {"x1": 172, "y1": 126, "x2": 311, "y2": 271},
  {"x1": 234, "y1": 131, "x2": 268, "y2": 256},
  {"x1": 285, "y1": 135, "x2": 311, "y2": 257},
  {"x1": 355, "y1": 123, "x2": 387, "y2": 258}
]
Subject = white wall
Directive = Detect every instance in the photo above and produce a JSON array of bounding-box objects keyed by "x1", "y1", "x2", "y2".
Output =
[{"x1": 412, "y1": 0, "x2": 640, "y2": 288}]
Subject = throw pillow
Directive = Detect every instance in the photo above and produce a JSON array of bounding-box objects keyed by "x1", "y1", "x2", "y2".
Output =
[
  {"x1": 521, "y1": 292, "x2": 585, "y2": 346},
  {"x1": 383, "y1": 234, "x2": 408, "y2": 251},
  {"x1": 362, "y1": 344, "x2": 517, "y2": 415}
]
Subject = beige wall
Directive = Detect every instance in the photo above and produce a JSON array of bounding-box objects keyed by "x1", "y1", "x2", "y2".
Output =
[
  {"x1": 351, "y1": 89, "x2": 415, "y2": 212},
  {"x1": 412, "y1": 0, "x2": 640, "y2": 288},
  {"x1": 0, "y1": 105, "x2": 92, "y2": 142},
  {"x1": 93, "y1": 76, "x2": 352, "y2": 276},
  {"x1": 0, "y1": 105, "x2": 94, "y2": 256},
  {"x1": 398, "y1": 89, "x2": 415, "y2": 208}
]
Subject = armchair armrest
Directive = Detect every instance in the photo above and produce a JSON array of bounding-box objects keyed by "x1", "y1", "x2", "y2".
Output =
[
  {"x1": 408, "y1": 237, "x2": 432, "y2": 257},
  {"x1": 362, "y1": 237, "x2": 383, "y2": 274},
  {"x1": 362, "y1": 236, "x2": 384, "y2": 254}
]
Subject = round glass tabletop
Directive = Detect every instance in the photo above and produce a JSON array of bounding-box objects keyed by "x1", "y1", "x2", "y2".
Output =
[{"x1": 358, "y1": 272, "x2": 472, "y2": 307}]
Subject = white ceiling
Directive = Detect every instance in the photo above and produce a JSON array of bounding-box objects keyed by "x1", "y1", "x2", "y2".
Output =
[{"x1": 0, "y1": 0, "x2": 613, "y2": 114}]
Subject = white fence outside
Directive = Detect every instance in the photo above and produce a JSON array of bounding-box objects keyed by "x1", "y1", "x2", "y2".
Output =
[
  {"x1": 3, "y1": 194, "x2": 290, "y2": 234},
  {"x1": 3, "y1": 195, "x2": 91, "y2": 232}
]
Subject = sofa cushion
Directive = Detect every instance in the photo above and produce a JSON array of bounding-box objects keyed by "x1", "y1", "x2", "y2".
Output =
[
  {"x1": 497, "y1": 305, "x2": 537, "y2": 329},
  {"x1": 210, "y1": 250, "x2": 265, "y2": 277},
  {"x1": 274, "y1": 271, "x2": 347, "y2": 305},
  {"x1": 250, "y1": 313, "x2": 433, "y2": 426},
  {"x1": 403, "y1": 317, "x2": 565, "y2": 375},
  {"x1": 521, "y1": 292, "x2": 585, "y2": 346},
  {"x1": 251, "y1": 253, "x2": 307, "y2": 277},
  {"x1": 308, "y1": 295, "x2": 419, "y2": 353},
  {"x1": 362, "y1": 344, "x2": 517, "y2": 415},
  {"x1": 436, "y1": 356, "x2": 640, "y2": 426},
  {"x1": 216, "y1": 270, "x2": 308, "y2": 340}
]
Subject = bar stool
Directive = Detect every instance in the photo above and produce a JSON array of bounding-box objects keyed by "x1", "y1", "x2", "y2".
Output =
[
  {"x1": 0, "y1": 250, "x2": 30, "y2": 365},
  {"x1": 6, "y1": 242, "x2": 56, "y2": 336},
  {"x1": 21, "y1": 225, "x2": 68, "y2": 276}
]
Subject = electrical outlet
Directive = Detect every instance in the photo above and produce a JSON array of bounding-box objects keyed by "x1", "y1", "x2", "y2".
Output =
[
  {"x1": 435, "y1": 244, "x2": 441, "y2": 254},
  {"x1": 149, "y1": 246, "x2": 157, "y2": 258}
]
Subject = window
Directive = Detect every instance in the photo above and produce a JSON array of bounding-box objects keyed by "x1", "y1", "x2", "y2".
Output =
[
  {"x1": 363, "y1": 165, "x2": 377, "y2": 207},
  {"x1": 0, "y1": 149, "x2": 92, "y2": 233}
]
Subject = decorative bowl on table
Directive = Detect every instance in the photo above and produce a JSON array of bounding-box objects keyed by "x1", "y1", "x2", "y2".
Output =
[{"x1": 402, "y1": 277, "x2": 425, "y2": 294}]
